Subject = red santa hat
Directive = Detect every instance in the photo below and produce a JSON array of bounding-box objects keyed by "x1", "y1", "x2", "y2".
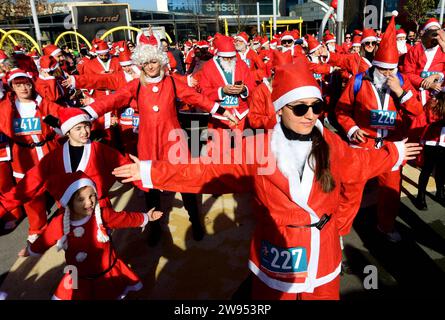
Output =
[
  {"x1": 323, "y1": 31, "x2": 336, "y2": 44},
  {"x1": 93, "y1": 40, "x2": 109, "y2": 55},
  {"x1": 352, "y1": 35, "x2": 362, "y2": 47},
  {"x1": 361, "y1": 28, "x2": 377, "y2": 44},
  {"x1": 110, "y1": 40, "x2": 128, "y2": 56},
  {"x1": 260, "y1": 36, "x2": 269, "y2": 47},
  {"x1": 43, "y1": 44, "x2": 62, "y2": 58},
  {"x1": 214, "y1": 35, "x2": 236, "y2": 57},
  {"x1": 46, "y1": 171, "x2": 109, "y2": 251},
  {"x1": 13, "y1": 45, "x2": 25, "y2": 54},
  {"x1": 137, "y1": 33, "x2": 159, "y2": 47},
  {"x1": 353, "y1": 29, "x2": 363, "y2": 36},
  {"x1": 118, "y1": 50, "x2": 133, "y2": 66},
  {"x1": 280, "y1": 30, "x2": 295, "y2": 41},
  {"x1": 271, "y1": 58, "x2": 322, "y2": 112},
  {"x1": 0, "y1": 49, "x2": 8, "y2": 63},
  {"x1": 306, "y1": 34, "x2": 322, "y2": 54},
  {"x1": 291, "y1": 30, "x2": 300, "y2": 40},
  {"x1": 422, "y1": 17, "x2": 441, "y2": 32},
  {"x1": 184, "y1": 40, "x2": 193, "y2": 48},
  {"x1": 28, "y1": 49, "x2": 39, "y2": 58},
  {"x1": 272, "y1": 50, "x2": 293, "y2": 68},
  {"x1": 197, "y1": 40, "x2": 209, "y2": 48},
  {"x1": 207, "y1": 35, "x2": 214, "y2": 42},
  {"x1": 396, "y1": 28, "x2": 407, "y2": 38},
  {"x1": 234, "y1": 32, "x2": 249, "y2": 45},
  {"x1": 6, "y1": 68, "x2": 32, "y2": 85},
  {"x1": 39, "y1": 55, "x2": 59, "y2": 73},
  {"x1": 373, "y1": 11, "x2": 399, "y2": 69},
  {"x1": 58, "y1": 107, "x2": 91, "y2": 135}
]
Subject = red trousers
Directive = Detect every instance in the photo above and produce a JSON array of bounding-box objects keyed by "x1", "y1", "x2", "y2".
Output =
[
  {"x1": 376, "y1": 169, "x2": 402, "y2": 233},
  {"x1": 251, "y1": 275, "x2": 340, "y2": 300}
]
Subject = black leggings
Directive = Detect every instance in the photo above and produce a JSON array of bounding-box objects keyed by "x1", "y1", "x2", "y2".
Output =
[{"x1": 418, "y1": 145, "x2": 445, "y2": 194}]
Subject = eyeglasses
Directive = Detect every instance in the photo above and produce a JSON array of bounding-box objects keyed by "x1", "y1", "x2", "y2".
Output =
[
  {"x1": 345, "y1": 36, "x2": 351, "y2": 39},
  {"x1": 365, "y1": 41, "x2": 377, "y2": 46},
  {"x1": 286, "y1": 101, "x2": 323, "y2": 117},
  {"x1": 281, "y1": 39, "x2": 294, "y2": 44}
]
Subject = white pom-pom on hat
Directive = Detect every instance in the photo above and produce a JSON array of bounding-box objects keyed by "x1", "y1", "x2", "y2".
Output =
[{"x1": 392, "y1": 10, "x2": 398, "y2": 17}]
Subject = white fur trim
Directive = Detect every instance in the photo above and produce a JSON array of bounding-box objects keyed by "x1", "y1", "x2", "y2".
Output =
[
  {"x1": 273, "y1": 86, "x2": 323, "y2": 112},
  {"x1": 392, "y1": 10, "x2": 398, "y2": 16},
  {"x1": 120, "y1": 60, "x2": 132, "y2": 66},
  {"x1": 361, "y1": 36, "x2": 377, "y2": 44},
  {"x1": 27, "y1": 234, "x2": 40, "y2": 243},
  {"x1": 61, "y1": 114, "x2": 91, "y2": 135},
  {"x1": 95, "y1": 49, "x2": 109, "y2": 55},
  {"x1": 82, "y1": 106, "x2": 98, "y2": 120},
  {"x1": 140, "y1": 213, "x2": 149, "y2": 229},
  {"x1": 75, "y1": 252, "x2": 88, "y2": 263},
  {"x1": 140, "y1": 160, "x2": 153, "y2": 189},
  {"x1": 396, "y1": 33, "x2": 407, "y2": 38},
  {"x1": 400, "y1": 90, "x2": 413, "y2": 104},
  {"x1": 13, "y1": 171, "x2": 25, "y2": 179},
  {"x1": 309, "y1": 44, "x2": 322, "y2": 54},
  {"x1": 95, "y1": 204, "x2": 109, "y2": 243},
  {"x1": 210, "y1": 102, "x2": 220, "y2": 115},
  {"x1": 325, "y1": 39, "x2": 336, "y2": 44},
  {"x1": 347, "y1": 125, "x2": 360, "y2": 141},
  {"x1": 217, "y1": 51, "x2": 237, "y2": 57},
  {"x1": 50, "y1": 48, "x2": 62, "y2": 57},
  {"x1": 372, "y1": 60, "x2": 398, "y2": 69},
  {"x1": 234, "y1": 36, "x2": 248, "y2": 45},
  {"x1": 391, "y1": 140, "x2": 405, "y2": 172},
  {"x1": 281, "y1": 35, "x2": 294, "y2": 41},
  {"x1": 60, "y1": 178, "x2": 96, "y2": 207},
  {"x1": 7, "y1": 72, "x2": 32, "y2": 84},
  {"x1": 423, "y1": 21, "x2": 441, "y2": 32}
]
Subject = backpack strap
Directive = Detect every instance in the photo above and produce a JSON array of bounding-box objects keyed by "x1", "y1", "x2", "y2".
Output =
[{"x1": 353, "y1": 72, "x2": 364, "y2": 99}]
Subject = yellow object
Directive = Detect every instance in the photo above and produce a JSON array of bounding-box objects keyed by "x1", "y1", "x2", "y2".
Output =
[
  {"x1": 0, "y1": 30, "x2": 41, "y2": 53},
  {"x1": 55, "y1": 31, "x2": 92, "y2": 49},
  {"x1": 266, "y1": 18, "x2": 304, "y2": 39},
  {"x1": 100, "y1": 26, "x2": 173, "y2": 44},
  {"x1": 0, "y1": 29, "x2": 18, "y2": 46},
  {"x1": 225, "y1": 18, "x2": 228, "y2": 36}
]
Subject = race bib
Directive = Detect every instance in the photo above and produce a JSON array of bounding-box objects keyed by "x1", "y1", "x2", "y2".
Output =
[
  {"x1": 13, "y1": 117, "x2": 42, "y2": 136},
  {"x1": 121, "y1": 107, "x2": 134, "y2": 122},
  {"x1": 132, "y1": 115, "x2": 139, "y2": 129},
  {"x1": 221, "y1": 95, "x2": 239, "y2": 108},
  {"x1": 313, "y1": 73, "x2": 322, "y2": 80},
  {"x1": 420, "y1": 71, "x2": 441, "y2": 78},
  {"x1": 260, "y1": 240, "x2": 308, "y2": 279},
  {"x1": 370, "y1": 109, "x2": 397, "y2": 130}
]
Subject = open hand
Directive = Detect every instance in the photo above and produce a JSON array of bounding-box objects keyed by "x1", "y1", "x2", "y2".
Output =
[
  {"x1": 112, "y1": 154, "x2": 141, "y2": 183},
  {"x1": 401, "y1": 138, "x2": 422, "y2": 161},
  {"x1": 147, "y1": 207, "x2": 163, "y2": 221}
]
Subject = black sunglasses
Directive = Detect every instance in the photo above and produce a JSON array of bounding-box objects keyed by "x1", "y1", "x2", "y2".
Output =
[
  {"x1": 281, "y1": 39, "x2": 294, "y2": 44},
  {"x1": 365, "y1": 41, "x2": 377, "y2": 46},
  {"x1": 286, "y1": 101, "x2": 323, "y2": 117}
]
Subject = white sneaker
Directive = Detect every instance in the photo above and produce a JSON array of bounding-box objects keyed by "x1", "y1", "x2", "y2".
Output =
[{"x1": 377, "y1": 226, "x2": 402, "y2": 243}]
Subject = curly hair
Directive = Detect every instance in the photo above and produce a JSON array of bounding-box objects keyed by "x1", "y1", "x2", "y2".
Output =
[{"x1": 132, "y1": 44, "x2": 169, "y2": 67}]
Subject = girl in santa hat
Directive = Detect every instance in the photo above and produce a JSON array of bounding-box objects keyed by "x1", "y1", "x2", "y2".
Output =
[
  {"x1": 112, "y1": 59, "x2": 422, "y2": 300},
  {"x1": 21, "y1": 171, "x2": 163, "y2": 300}
]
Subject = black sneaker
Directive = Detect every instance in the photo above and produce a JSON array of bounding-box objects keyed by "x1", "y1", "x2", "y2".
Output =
[
  {"x1": 191, "y1": 222, "x2": 205, "y2": 241},
  {"x1": 147, "y1": 222, "x2": 162, "y2": 247}
]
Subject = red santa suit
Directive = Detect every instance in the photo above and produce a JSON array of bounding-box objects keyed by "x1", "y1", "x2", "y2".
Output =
[
  {"x1": 237, "y1": 48, "x2": 266, "y2": 83},
  {"x1": 12, "y1": 51, "x2": 38, "y2": 79},
  {"x1": 27, "y1": 173, "x2": 148, "y2": 300},
  {"x1": 76, "y1": 56, "x2": 90, "y2": 75},
  {"x1": 0, "y1": 90, "x2": 62, "y2": 238},
  {"x1": 403, "y1": 43, "x2": 445, "y2": 106},
  {"x1": 247, "y1": 79, "x2": 276, "y2": 130}
]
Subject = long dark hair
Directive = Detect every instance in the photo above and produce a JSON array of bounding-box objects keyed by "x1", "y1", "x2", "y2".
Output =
[{"x1": 308, "y1": 127, "x2": 336, "y2": 193}]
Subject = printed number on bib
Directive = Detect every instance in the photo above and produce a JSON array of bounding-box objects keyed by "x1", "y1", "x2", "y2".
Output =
[
  {"x1": 13, "y1": 117, "x2": 42, "y2": 136},
  {"x1": 121, "y1": 108, "x2": 134, "y2": 122},
  {"x1": 370, "y1": 110, "x2": 396, "y2": 130},
  {"x1": 420, "y1": 71, "x2": 441, "y2": 79},
  {"x1": 260, "y1": 240, "x2": 308, "y2": 279},
  {"x1": 221, "y1": 95, "x2": 239, "y2": 108},
  {"x1": 132, "y1": 115, "x2": 139, "y2": 129}
]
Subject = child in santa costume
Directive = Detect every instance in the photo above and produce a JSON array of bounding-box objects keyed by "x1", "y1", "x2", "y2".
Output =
[
  {"x1": 22, "y1": 171, "x2": 162, "y2": 300},
  {"x1": 336, "y1": 13, "x2": 423, "y2": 242},
  {"x1": 415, "y1": 90, "x2": 445, "y2": 209},
  {"x1": 0, "y1": 69, "x2": 63, "y2": 242},
  {"x1": 112, "y1": 60, "x2": 421, "y2": 300}
]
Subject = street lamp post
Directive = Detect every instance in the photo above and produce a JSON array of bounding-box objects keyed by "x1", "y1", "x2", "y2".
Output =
[{"x1": 29, "y1": 0, "x2": 42, "y2": 48}]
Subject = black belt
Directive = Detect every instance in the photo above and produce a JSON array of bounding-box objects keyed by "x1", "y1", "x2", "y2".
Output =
[
  {"x1": 286, "y1": 214, "x2": 331, "y2": 231},
  {"x1": 79, "y1": 256, "x2": 118, "y2": 280},
  {"x1": 13, "y1": 132, "x2": 56, "y2": 149}
]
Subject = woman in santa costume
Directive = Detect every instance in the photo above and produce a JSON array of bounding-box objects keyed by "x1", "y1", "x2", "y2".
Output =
[
  {"x1": 336, "y1": 13, "x2": 423, "y2": 242},
  {"x1": 79, "y1": 37, "x2": 237, "y2": 244},
  {"x1": 0, "y1": 107, "x2": 143, "y2": 244},
  {"x1": 415, "y1": 90, "x2": 445, "y2": 209},
  {"x1": 112, "y1": 59, "x2": 421, "y2": 300},
  {"x1": 21, "y1": 171, "x2": 163, "y2": 300},
  {"x1": 0, "y1": 69, "x2": 63, "y2": 242}
]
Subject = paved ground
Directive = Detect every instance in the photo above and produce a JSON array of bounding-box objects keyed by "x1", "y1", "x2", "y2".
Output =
[{"x1": 0, "y1": 163, "x2": 444, "y2": 300}]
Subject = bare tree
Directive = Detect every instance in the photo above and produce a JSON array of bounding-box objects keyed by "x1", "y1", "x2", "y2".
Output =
[{"x1": 404, "y1": 0, "x2": 437, "y2": 33}]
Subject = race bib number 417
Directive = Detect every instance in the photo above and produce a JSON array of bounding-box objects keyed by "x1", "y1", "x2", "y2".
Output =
[{"x1": 13, "y1": 117, "x2": 42, "y2": 136}]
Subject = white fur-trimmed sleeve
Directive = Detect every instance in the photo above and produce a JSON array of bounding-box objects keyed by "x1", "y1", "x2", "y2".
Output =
[
  {"x1": 209, "y1": 102, "x2": 220, "y2": 115},
  {"x1": 82, "y1": 105, "x2": 98, "y2": 120},
  {"x1": 140, "y1": 160, "x2": 153, "y2": 189},
  {"x1": 140, "y1": 213, "x2": 149, "y2": 229},
  {"x1": 240, "y1": 85, "x2": 249, "y2": 99},
  {"x1": 400, "y1": 90, "x2": 413, "y2": 104},
  {"x1": 347, "y1": 125, "x2": 360, "y2": 141},
  {"x1": 391, "y1": 140, "x2": 405, "y2": 171}
]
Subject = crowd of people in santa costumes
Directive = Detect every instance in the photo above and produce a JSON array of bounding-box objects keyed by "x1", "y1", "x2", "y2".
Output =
[{"x1": 0, "y1": 9, "x2": 444, "y2": 300}]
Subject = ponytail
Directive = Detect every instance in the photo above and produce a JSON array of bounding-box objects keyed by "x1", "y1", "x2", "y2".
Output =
[{"x1": 308, "y1": 128, "x2": 336, "y2": 193}]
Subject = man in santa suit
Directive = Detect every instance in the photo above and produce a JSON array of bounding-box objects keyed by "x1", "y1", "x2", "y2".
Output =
[
  {"x1": 42, "y1": 44, "x2": 69, "y2": 74},
  {"x1": 396, "y1": 29, "x2": 411, "y2": 73},
  {"x1": 184, "y1": 40, "x2": 195, "y2": 73},
  {"x1": 403, "y1": 18, "x2": 445, "y2": 106},
  {"x1": 78, "y1": 38, "x2": 237, "y2": 244},
  {"x1": 76, "y1": 44, "x2": 91, "y2": 75},
  {"x1": 82, "y1": 40, "x2": 122, "y2": 145},
  {"x1": 112, "y1": 60, "x2": 421, "y2": 300},
  {"x1": 258, "y1": 37, "x2": 273, "y2": 78},
  {"x1": 35, "y1": 55, "x2": 79, "y2": 107},
  {"x1": 336, "y1": 13, "x2": 424, "y2": 242},
  {"x1": 196, "y1": 35, "x2": 255, "y2": 147},
  {"x1": 323, "y1": 31, "x2": 341, "y2": 53},
  {"x1": 12, "y1": 45, "x2": 38, "y2": 79},
  {"x1": 234, "y1": 32, "x2": 266, "y2": 84},
  {"x1": 0, "y1": 69, "x2": 63, "y2": 242},
  {"x1": 0, "y1": 108, "x2": 143, "y2": 243}
]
